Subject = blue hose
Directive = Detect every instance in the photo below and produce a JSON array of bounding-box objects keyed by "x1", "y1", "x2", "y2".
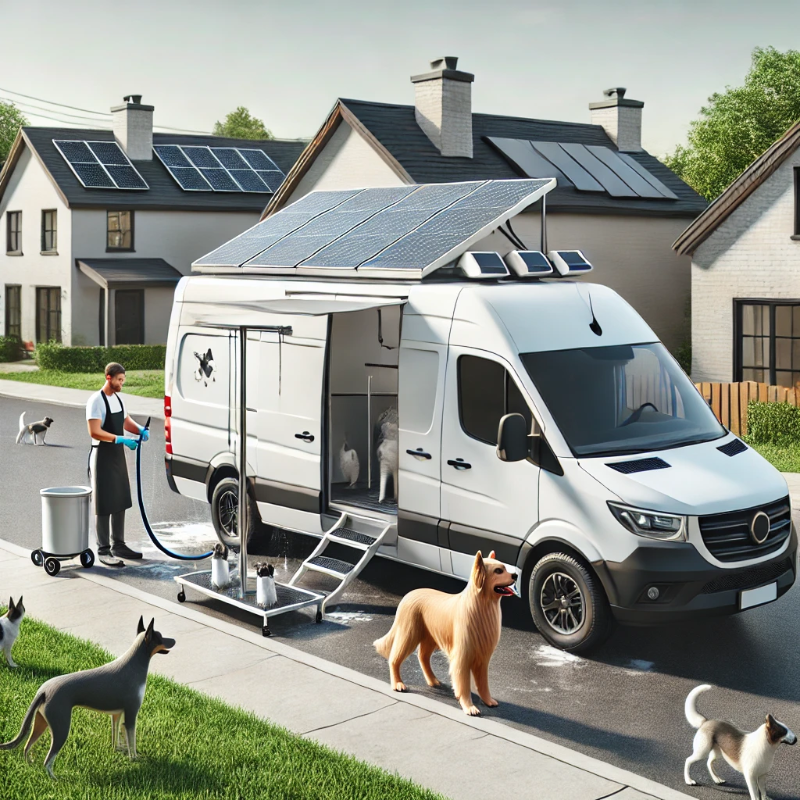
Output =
[{"x1": 136, "y1": 417, "x2": 212, "y2": 561}]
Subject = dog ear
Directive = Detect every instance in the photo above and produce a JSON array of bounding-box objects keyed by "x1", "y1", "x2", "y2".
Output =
[
  {"x1": 488, "y1": 550, "x2": 496, "y2": 560},
  {"x1": 471, "y1": 551, "x2": 486, "y2": 590},
  {"x1": 8, "y1": 597, "x2": 14, "y2": 611},
  {"x1": 137, "y1": 616, "x2": 145, "y2": 634},
  {"x1": 145, "y1": 618, "x2": 155, "y2": 642}
]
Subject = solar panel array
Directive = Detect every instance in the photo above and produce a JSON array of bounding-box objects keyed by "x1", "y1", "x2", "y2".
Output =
[
  {"x1": 194, "y1": 178, "x2": 554, "y2": 279},
  {"x1": 53, "y1": 140, "x2": 148, "y2": 190},
  {"x1": 153, "y1": 145, "x2": 285, "y2": 193},
  {"x1": 486, "y1": 138, "x2": 678, "y2": 200}
]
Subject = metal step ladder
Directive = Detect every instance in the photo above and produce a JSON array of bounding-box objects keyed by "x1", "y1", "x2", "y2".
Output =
[{"x1": 288, "y1": 512, "x2": 396, "y2": 616}]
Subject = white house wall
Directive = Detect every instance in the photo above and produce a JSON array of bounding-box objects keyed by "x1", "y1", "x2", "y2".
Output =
[
  {"x1": 71, "y1": 209, "x2": 260, "y2": 346},
  {"x1": 472, "y1": 212, "x2": 692, "y2": 354},
  {"x1": 0, "y1": 147, "x2": 71, "y2": 345},
  {"x1": 691, "y1": 153, "x2": 800, "y2": 382},
  {"x1": 285, "y1": 122, "x2": 405, "y2": 206}
]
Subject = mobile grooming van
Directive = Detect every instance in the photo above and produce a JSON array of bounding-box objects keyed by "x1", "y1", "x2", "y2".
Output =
[{"x1": 164, "y1": 179, "x2": 796, "y2": 651}]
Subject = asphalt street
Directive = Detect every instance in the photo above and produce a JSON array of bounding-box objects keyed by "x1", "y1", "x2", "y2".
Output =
[{"x1": 2, "y1": 396, "x2": 799, "y2": 800}]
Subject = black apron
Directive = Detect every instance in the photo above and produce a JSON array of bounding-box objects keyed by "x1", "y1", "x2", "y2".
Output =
[{"x1": 92, "y1": 392, "x2": 132, "y2": 516}]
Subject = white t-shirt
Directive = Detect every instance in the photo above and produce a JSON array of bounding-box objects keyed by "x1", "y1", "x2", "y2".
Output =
[{"x1": 86, "y1": 391, "x2": 125, "y2": 446}]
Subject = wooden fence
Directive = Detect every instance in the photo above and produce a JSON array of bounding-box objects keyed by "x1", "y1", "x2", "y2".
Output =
[{"x1": 694, "y1": 381, "x2": 800, "y2": 436}]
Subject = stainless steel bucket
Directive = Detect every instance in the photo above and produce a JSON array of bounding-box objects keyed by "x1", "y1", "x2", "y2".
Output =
[{"x1": 40, "y1": 486, "x2": 91, "y2": 555}]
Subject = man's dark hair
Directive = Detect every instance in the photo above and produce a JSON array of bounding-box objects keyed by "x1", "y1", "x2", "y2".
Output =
[{"x1": 105, "y1": 362, "x2": 126, "y2": 379}]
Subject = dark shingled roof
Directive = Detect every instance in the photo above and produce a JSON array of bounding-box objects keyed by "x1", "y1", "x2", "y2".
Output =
[
  {"x1": 338, "y1": 99, "x2": 706, "y2": 218},
  {"x1": 77, "y1": 258, "x2": 183, "y2": 287},
  {"x1": 22, "y1": 128, "x2": 306, "y2": 212}
]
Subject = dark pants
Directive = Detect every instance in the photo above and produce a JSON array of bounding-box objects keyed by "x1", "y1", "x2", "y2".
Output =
[{"x1": 96, "y1": 511, "x2": 125, "y2": 553}]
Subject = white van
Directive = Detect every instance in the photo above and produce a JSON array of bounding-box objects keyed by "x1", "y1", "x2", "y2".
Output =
[{"x1": 164, "y1": 181, "x2": 796, "y2": 651}]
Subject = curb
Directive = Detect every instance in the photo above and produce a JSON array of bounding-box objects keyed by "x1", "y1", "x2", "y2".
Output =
[{"x1": 0, "y1": 536, "x2": 694, "y2": 800}]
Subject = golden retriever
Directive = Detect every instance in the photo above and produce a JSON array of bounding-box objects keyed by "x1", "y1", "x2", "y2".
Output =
[{"x1": 373, "y1": 550, "x2": 518, "y2": 715}]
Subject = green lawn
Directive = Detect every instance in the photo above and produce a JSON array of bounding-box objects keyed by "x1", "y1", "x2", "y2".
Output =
[
  {"x1": 0, "y1": 615, "x2": 442, "y2": 800},
  {"x1": 0, "y1": 370, "x2": 163, "y2": 399},
  {"x1": 746, "y1": 441, "x2": 800, "y2": 474}
]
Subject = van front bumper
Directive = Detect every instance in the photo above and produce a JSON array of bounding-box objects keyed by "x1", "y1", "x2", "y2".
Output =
[{"x1": 594, "y1": 525, "x2": 797, "y2": 625}]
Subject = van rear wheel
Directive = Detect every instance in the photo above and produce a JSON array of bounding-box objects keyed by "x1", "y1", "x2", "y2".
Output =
[
  {"x1": 528, "y1": 552, "x2": 613, "y2": 653},
  {"x1": 211, "y1": 477, "x2": 259, "y2": 550}
]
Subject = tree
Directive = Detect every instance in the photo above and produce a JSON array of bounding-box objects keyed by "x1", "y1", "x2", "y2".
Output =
[
  {"x1": 213, "y1": 107, "x2": 273, "y2": 140},
  {"x1": 0, "y1": 101, "x2": 28, "y2": 165},
  {"x1": 664, "y1": 47, "x2": 800, "y2": 200}
]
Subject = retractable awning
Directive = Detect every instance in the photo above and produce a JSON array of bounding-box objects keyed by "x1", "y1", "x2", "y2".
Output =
[
  {"x1": 77, "y1": 258, "x2": 183, "y2": 288},
  {"x1": 191, "y1": 296, "x2": 406, "y2": 329}
]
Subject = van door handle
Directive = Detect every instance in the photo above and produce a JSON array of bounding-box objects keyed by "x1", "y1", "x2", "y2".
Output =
[
  {"x1": 447, "y1": 458, "x2": 472, "y2": 470},
  {"x1": 407, "y1": 448, "x2": 431, "y2": 460},
  {"x1": 295, "y1": 431, "x2": 315, "y2": 443}
]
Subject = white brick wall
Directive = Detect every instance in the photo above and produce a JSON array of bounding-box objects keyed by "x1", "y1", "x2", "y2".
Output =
[
  {"x1": 590, "y1": 106, "x2": 642, "y2": 152},
  {"x1": 414, "y1": 78, "x2": 473, "y2": 158},
  {"x1": 691, "y1": 151, "x2": 800, "y2": 381},
  {"x1": 112, "y1": 105, "x2": 153, "y2": 161}
]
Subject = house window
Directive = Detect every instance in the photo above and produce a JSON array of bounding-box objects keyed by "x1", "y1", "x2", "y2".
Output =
[
  {"x1": 36, "y1": 287, "x2": 61, "y2": 343},
  {"x1": 107, "y1": 210, "x2": 133, "y2": 250},
  {"x1": 458, "y1": 355, "x2": 534, "y2": 445},
  {"x1": 736, "y1": 300, "x2": 800, "y2": 388},
  {"x1": 6, "y1": 211, "x2": 21, "y2": 254},
  {"x1": 41, "y1": 210, "x2": 57, "y2": 253},
  {"x1": 5, "y1": 285, "x2": 21, "y2": 339}
]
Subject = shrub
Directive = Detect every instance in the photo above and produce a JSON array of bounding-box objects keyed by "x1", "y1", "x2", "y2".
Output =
[
  {"x1": 0, "y1": 335, "x2": 24, "y2": 362},
  {"x1": 746, "y1": 400, "x2": 800, "y2": 445},
  {"x1": 35, "y1": 342, "x2": 166, "y2": 373}
]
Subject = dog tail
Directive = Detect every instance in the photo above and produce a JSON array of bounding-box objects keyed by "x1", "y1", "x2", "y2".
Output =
[
  {"x1": 373, "y1": 627, "x2": 395, "y2": 660},
  {"x1": 15, "y1": 412, "x2": 25, "y2": 444},
  {"x1": 684, "y1": 684, "x2": 712, "y2": 729},
  {"x1": 0, "y1": 691, "x2": 45, "y2": 750}
]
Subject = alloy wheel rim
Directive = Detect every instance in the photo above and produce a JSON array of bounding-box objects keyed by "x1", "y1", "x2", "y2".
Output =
[
  {"x1": 540, "y1": 571, "x2": 585, "y2": 634},
  {"x1": 218, "y1": 490, "x2": 238, "y2": 536}
]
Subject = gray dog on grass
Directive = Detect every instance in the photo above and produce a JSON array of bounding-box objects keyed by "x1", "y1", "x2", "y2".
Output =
[{"x1": 0, "y1": 617, "x2": 174, "y2": 778}]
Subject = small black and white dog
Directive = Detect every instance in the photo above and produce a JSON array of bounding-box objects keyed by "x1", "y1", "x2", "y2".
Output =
[
  {"x1": 16, "y1": 412, "x2": 53, "y2": 445},
  {"x1": 684, "y1": 684, "x2": 796, "y2": 800},
  {"x1": 210, "y1": 543, "x2": 231, "y2": 590},
  {"x1": 255, "y1": 562, "x2": 277, "y2": 608},
  {"x1": 1, "y1": 596, "x2": 25, "y2": 668}
]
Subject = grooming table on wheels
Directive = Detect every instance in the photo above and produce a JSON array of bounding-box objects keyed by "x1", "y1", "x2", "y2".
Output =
[{"x1": 174, "y1": 571, "x2": 325, "y2": 637}]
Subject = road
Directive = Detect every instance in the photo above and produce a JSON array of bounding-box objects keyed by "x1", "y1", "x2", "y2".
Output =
[{"x1": 2, "y1": 396, "x2": 799, "y2": 799}]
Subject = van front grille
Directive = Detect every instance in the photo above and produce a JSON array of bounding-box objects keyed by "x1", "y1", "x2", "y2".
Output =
[
  {"x1": 698, "y1": 496, "x2": 792, "y2": 563},
  {"x1": 700, "y1": 557, "x2": 794, "y2": 594}
]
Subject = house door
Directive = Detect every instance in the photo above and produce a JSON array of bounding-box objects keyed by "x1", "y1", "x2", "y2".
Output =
[
  {"x1": 440, "y1": 347, "x2": 540, "y2": 578},
  {"x1": 115, "y1": 289, "x2": 144, "y2": 344}
]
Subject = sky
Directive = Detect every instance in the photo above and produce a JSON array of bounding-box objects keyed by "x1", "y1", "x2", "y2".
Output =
[{"x1": 3, "y1": 0, "x2": 800, "y2": 156}]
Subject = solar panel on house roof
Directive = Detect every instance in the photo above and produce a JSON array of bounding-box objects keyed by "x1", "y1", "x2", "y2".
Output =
[
  {"x1": 193, "y1": 179, "x2": 555, "y2": 279},
  {"x1": 559, "y1": 143, "x2": 637, "y2": 198},
  {"x1": 153, "y1": 144, "x2": 284, "y2": 194},
  {"x1": 53, "y1": 140, "x2": 149, "y2": 190},
  {"x1": 530, "y1": 142, "x2": 604, "y2": 192}
]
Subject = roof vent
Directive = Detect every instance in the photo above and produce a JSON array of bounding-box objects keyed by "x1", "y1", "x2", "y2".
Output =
[
  {"x1": 604, "y1": 87, "x2": 627, "y2": 99},
  {"x1": 607, "y1": 457, "x2": 671, "y2": 474},
  {"x1": 458, "y1": 251, "x2": 509, "y2": 279},
  {"x1": 717, "y1": 439, "x2": 748, "y2": 457},
  {"x1": 124, "y1": 94, "x2": 143, "y2": 105}
]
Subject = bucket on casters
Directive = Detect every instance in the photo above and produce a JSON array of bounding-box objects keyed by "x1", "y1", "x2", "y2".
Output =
[{"x1": 34, "y1": 486, "x2": 94, "y2": 576}]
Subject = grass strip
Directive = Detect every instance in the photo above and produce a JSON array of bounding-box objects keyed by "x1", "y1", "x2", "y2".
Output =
[
  {"x1": 0, "y1": 370, "x2": 163, "y2": 399},
  {"x1": 0, "y1": 614, "x2": 443, "y2": 800},
  {"x1": 745, "y1": 441, "x2": 800, "y2": 474}
]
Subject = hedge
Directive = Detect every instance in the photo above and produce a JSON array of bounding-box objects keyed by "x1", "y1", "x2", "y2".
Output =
[
  {"x1": 0, "y1": 336, "x2": 24, "y2": 363},
  {"x1": 746, "y1": 400, "x2": 800, "y2": 445},
  {"x1": 35, "y1": 342, "x2": 166, "y2": 373}
]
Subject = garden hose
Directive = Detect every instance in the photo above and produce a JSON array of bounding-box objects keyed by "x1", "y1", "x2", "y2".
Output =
[{"x1": 136, "y1": 417, "x2": 213, "y2": 561}]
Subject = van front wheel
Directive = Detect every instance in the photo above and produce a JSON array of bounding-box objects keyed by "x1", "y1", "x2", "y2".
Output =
[
  {"x1": 528, "y1": 552, "x2": 613, "y2": 653},
  {"x1": 211, "y1": 477, "x2": 258, "y2": 550}
]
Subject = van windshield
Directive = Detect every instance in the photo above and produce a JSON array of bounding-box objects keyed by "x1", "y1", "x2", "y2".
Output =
[{"x1": 521, "y1": 343, "x2": 725, "y2": 457}]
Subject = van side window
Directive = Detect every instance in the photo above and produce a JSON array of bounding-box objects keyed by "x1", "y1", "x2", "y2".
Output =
[{"x1": 458, "y1": 355, "x2": 535, "y2": 445}]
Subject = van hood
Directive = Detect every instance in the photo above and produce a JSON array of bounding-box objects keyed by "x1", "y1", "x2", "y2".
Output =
[{"x1": 578, "y1": 437, "x2": 788, "y2": 516}]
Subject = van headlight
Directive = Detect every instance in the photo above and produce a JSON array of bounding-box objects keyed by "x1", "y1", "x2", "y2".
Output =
[{"x1": 607, "y1": 502, "x2": 687, "y2": 541}]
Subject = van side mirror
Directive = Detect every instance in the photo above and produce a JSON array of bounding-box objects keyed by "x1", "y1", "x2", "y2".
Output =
[{"x1": 497, "y1": 414, "x2": 528, "y2": 462}]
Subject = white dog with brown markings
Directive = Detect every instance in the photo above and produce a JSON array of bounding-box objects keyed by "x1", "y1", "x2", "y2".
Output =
[
  {"x1": 684, "y1": 683, "x2": 796, "y2": 800},
  {"x1": 374, "y1": 550, "x2": 519, "y2": 716}
]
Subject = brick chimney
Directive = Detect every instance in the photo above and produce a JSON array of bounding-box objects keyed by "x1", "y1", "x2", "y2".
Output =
[
  {"x1": 111, "y1": 95, "x2": 154, "y2": 160},
  {"x1": 411, "y1": 57, "x2": 474, "y2": 158},
  {"x1": 589, "y1": 87, "x2": 643, "y2": 152}
]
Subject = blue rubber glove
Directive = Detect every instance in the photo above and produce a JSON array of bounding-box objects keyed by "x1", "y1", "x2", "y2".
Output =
[
  {"x1": 115, "y1": 436, "x2": 139, "y2": 451},
  {"x1": 139, "y1": 428, "x2": 150, "y2": 443}
]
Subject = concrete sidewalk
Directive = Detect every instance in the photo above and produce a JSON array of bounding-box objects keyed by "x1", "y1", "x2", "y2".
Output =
[
  {"x1": 0, "y1": 378, "x2": 162, "y2": 418},
  {"x1": 0, "y1": 538, "x2": 691, "y2": 800}
]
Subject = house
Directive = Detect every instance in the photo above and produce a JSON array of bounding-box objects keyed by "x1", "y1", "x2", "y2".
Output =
[
  {"x1": 673, "y1": 122, "x2": 800, "y2": 388},
  {"x1": 265, "y1": 57, "x2": 707, "y2": 354},
  {"x1": 0, "y1": 96, "x2": 304, "y2": 348}
]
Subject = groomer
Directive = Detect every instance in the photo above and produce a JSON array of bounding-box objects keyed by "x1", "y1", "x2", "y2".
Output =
[{"x1": 86, "y1": 362, "x2": 149, "y2": 567}]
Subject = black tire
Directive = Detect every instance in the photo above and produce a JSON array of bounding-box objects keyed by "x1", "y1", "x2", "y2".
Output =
[
  {"x1": 80, "y1": 550, "x2": 95, "y2": 569},
  {"x1": 177, "y1": 590, "x2": 186, "y2": 603},
  {"x1": 262, "y1": 625, "x2": 271, "y2": 637},
  {"x1": 210, "y1": 477, "x2": 259, "y2": 550},
  {"x1": 528, "y1": 552, "x2": 613, "y2": 653},
  {"x1": 315, "y1": 610, "x2": 323, "y2": 624},
  {"x1": 31, "y1": 549, "x2": 44, "y2": 567},
  {"x1": 44, "y1": 557, "x2": 61, "y2": 577}
]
